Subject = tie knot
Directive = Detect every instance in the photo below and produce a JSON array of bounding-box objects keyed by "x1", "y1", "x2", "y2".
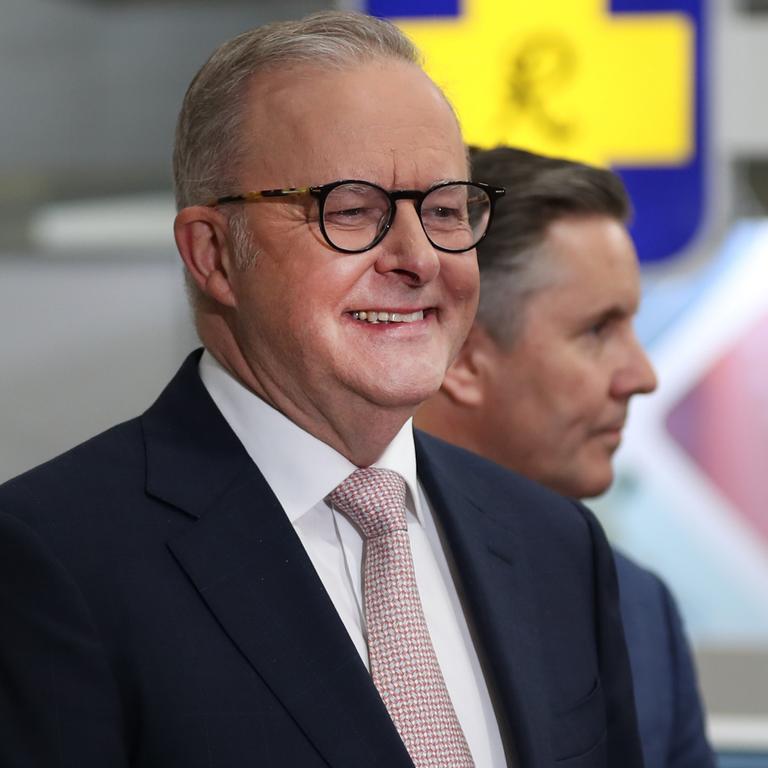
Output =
[{"x1": 327, "y1": 467, "x2": 408, "y2": 539}]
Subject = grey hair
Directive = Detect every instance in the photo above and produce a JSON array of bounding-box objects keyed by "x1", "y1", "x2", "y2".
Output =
[
  {"x1": 471, "y1": 146, "x2": 631, "y2": 345},
  {"x1": 172, "y1": 11, "x2": 421, "y2": 211}
]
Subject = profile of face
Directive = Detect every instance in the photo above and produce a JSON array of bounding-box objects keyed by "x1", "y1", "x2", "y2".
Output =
[
  {"x1": 453, "y1": 214, "x2": 657, "y2": 498},
  {"x1": 178, "y1": 58, "x2": 478, "y2": 454}
]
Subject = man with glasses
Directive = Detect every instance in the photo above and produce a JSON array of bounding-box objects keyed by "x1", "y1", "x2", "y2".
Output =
[{"x1": 0, "y1": 12, "x2": 642, "y2": 767}]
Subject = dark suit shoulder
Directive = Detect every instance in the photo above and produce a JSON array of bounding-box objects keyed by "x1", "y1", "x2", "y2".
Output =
[
  {"x1": 415, "y1": 429, "x2": 593, "y2": 537},
  {"x1": 0, "y1": 415, "x2": 186, "y2": 611},
  {"x1": 612, "y1": 549, "x2": 692, "y2": 650},
  {"x1": 613, "y1": 550, "x2": 669, "y2": 606},
  {"x1": 611, "y1": 550, "x2": 715, "y2": 768},
  {"x1": 0, "y1": 350, "x2": 215, "y2": 534},
  {"x1": 0, "y1": 418, "x2": 145, "y2": 519}
]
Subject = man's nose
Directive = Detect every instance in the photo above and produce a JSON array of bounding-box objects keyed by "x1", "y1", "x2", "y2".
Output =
[
  {"x1": 610, "y1": 332, "x2": 658, "y2": 399},
  {"x1": 373, "y1": 202, "x2": 441, "y2": 285}
]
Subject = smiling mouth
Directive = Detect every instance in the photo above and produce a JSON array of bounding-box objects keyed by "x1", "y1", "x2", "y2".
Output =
[{"x1": 349, "y1": 310, "x2": 425, "y2": 324}]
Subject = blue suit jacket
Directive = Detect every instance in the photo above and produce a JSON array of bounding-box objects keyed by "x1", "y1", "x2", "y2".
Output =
[
  {"x1": 615, "y1": 552, "x2": 715, "y2": 768},
  {"x1": 0, "y1": 352, "x2": 643, "y2": 767}
]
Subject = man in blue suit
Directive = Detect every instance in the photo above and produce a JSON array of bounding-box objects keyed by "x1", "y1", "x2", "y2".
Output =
[
  {"x1": 0, "y1": 15, "x2": 643, "y2": 767},
  {"x1": 417, "y1": 146, "x2": 715, "y2": 768}
]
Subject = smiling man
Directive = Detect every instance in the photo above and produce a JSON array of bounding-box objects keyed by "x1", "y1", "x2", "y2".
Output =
[
  {"x1": 0, "y1": 15, "x2": 642, "y2": 768},
  {"x1": 417, "y1": 146, "x2": 714, "y2": 768}
]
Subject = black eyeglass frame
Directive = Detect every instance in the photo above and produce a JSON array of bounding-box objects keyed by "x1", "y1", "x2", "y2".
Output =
[{"x1": 206, "y1": 179, "x2": 506, "y2": 254}]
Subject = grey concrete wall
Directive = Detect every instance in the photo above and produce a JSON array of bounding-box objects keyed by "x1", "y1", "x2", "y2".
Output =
[
  {"x1": 0, "y1": 251, "x2": 195, "y2": 482},
  {"x1": 0, "y1": 0, "x2": 329, "y2": 186},
  {"x1": 0, "y1": 0, "x2": 330, "y2": 479}
]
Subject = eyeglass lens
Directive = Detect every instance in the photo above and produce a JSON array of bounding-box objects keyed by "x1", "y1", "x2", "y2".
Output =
[{"x1": 321, "y1": 182, "x2": 491, "y2": 253}]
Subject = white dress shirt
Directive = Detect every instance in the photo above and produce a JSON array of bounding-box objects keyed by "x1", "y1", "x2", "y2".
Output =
[{"x1": 199, "y1": 351, "x2": 507, "y2": 767}]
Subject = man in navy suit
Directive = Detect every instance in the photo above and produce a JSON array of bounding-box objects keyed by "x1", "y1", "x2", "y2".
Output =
[
  {"x1": 417, "y1": 146, "x2": 715, "y2": 768},
  {"x1": 0, "y1": 14, "x2": 643, "y2": 767}
]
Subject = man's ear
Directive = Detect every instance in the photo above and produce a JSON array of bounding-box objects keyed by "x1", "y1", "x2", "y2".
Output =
[
  {"x1": 174, "y1": 206, "x2": 238, "y2": 308},
  {"x1": 441, "y1": 323, "x2": 497, "y2": 407}
]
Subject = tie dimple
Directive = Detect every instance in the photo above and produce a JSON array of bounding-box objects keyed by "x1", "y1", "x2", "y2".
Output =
[{"x1": 327, "y1": 467, "x2": 474, "y2": 768}]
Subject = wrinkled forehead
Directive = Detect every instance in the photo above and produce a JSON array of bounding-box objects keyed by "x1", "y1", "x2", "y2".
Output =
[{"x1": 237, "y1": 60, "x2": 468, "y2": 189}]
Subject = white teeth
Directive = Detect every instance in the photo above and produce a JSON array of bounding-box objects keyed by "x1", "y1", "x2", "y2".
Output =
[{"x1": 351, "y1": 310, "x2": 424, "y2": 324}]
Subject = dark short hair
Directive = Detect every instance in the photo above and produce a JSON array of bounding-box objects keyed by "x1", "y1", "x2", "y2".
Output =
[{"x1": 471, "y1": 146, "x2": 631, "y2": 343}]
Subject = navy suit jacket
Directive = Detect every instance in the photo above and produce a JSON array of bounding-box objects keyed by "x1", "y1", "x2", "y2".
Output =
[
  {"x1": 615, "y1": 553, "x2": 714, "y2": 768},
  {"x1": 0, "y1": 352, "x2": 643, "y2": 767}
]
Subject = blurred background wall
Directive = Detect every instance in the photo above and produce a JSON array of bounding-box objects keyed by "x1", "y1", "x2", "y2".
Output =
[
  {"x1": 0, "y1": 0, "x2": 327, "y2": 476},
  {"x1": 1, "y1": 0, "x2": 766, "y2": 759}
]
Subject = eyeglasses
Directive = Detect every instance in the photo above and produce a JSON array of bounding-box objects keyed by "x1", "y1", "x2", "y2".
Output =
[{"x1": 206, "y1": 179, "x2": 505, "y2": 254}]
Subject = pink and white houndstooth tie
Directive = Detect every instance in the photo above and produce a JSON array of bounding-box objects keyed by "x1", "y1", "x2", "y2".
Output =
[{"x1": 327, "y1": 467, "x2": 474, "y2": 768}]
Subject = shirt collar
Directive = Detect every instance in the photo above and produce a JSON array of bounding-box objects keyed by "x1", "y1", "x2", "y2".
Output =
[{"x1": 198, "y1": 350, "x2": 424, "y2": 525}]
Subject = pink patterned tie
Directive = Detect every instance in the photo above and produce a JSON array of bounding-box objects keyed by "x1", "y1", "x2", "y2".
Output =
[{"x1": 327, "y1": 467, "x2": 474, "y2": 767}]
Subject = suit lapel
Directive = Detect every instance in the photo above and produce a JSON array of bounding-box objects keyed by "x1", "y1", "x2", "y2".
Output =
[
  {"x1": 142, "y1": 353, "x2": 413, "y2": 768},
  {"x1": 416, "y1": 432, "x2": 553, "y2": 767}
]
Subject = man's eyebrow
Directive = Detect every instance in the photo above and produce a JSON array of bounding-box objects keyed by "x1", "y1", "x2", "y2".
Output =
[{"x1": 586, "y1": 304, "x2": 633, "y2": 325}]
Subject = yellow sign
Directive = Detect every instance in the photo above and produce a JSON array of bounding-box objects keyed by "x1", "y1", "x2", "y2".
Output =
[{"x1": 396, "y1": 0, "x2": 693, "y2": 167}]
